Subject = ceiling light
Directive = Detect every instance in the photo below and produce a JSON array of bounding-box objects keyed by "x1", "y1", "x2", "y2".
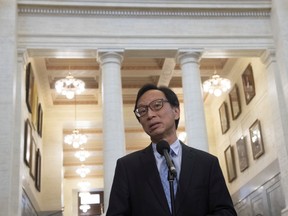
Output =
[
  {"x1": 76, "y1": 165, "x2": 90, "y2": 178},
  {"x1": 203, "y1": 74, "x2": 231, "y2": 97},
  {"x1": 75, "y1": 149, "x2": 90, "y2": 162},
  {"x1": 64, "y1": 96, "x2": 87, "y2": 148},
  {"x1": 79, "y1": 204, "x2": 90, "y2": 213},
  {"x1": 55, "y1": 72, "x2": 85, "y2": 99},
  {"x1": 64, "y1": 129, "x2": 87, "y2": 148}
]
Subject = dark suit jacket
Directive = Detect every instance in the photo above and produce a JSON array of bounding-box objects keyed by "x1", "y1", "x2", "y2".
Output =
[{"x1": 107, "y1": 142, "x2": 237, "y2": 216}]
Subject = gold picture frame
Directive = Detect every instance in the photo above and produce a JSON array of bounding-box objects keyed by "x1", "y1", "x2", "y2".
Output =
[
  {"x1": 241, "y1": 64, "x2": 256, "y2": 105},
  {"x1": 29, "y1": 138, "x2": 37, "y2": 180},
  {"x1": 35, "y1": 149, "x2": 41, "y2": 192},
  {"x1": 25, "y1": 62, "x2": 34, "y2": 113},
  {"x1": 236, "y1": 136, "x2": 249, "y2": 172},
  {"x1": 37, "y1": 103, "x2": 43, "y2": 137},
  {"x1": 224, "y1": 145, "x2": 237, "y2": 182},
  {"x1": 219, "y1": 102, "x2": 230, "y2": 134},
  {"x1": 24, "y1": 119, "x2": 32, "y2": 167},
  {"x1": 249, "y1": 119, "x2": 264, "y2": 159},
  {"x1": 229, "y1": 85, "x2": 241, "y2": 120}
]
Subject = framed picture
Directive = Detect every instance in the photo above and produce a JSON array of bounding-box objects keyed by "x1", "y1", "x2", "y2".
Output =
[
  {"x1": 31, "y1": 86, "x2": 38, "y2": 129},
  {"x1": 236, "y1": 136, "x2": 249, "y2": 172},
  {"x1": 37, "y1": 103, "x2": 43, "y2": 137},
  {"x1": 29, "y1": 138, "x2": 37, "y2": 180},
  {"x1": 219, "y1": 102, "x2": 230, "y2": 134},
  {"x1": 24, "y1": 119, "x2": 32, "y2": 167},
  {"x1": 241, "y1": 64, "x2": 256, "y2": 105},
  {"x1": 25, "y1": 62, "x2": 34, "y2": 113},
  {"x1": 224, "y1": 145, "x2": 237, "y2": 182},
  {"x1": 249, "y1": 119, "x2": 264, "y2": 159},
  {"x1": 229, "y1": 85, "x2": 241, "y2": 120},
  {"x1": 35, "y1": 149, "x2": 41, "y2": 192}
]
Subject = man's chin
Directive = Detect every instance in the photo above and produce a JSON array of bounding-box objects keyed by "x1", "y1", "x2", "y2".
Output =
[{"x1": 149, "y1": 133, "x2": 164, "y2": 143}]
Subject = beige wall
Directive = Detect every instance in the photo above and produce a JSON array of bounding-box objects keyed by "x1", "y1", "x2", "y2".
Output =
[{"x1": 205, "y1": 57, "x2": 279, "y2": 197}]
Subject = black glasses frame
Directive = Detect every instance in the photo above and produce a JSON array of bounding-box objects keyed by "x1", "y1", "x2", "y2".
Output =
[{"x1": 134, "y1": 99, "x2": 169, "y2": 118}]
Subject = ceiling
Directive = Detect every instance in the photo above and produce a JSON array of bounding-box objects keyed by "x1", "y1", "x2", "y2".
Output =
[{"x1": 33, "y1": 56, "x2": 229, "y2": 180}]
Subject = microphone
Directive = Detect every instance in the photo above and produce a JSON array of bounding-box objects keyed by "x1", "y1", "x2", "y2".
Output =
[{"x1": 156, "y1": 140, "x2": 177, "y2": 177}]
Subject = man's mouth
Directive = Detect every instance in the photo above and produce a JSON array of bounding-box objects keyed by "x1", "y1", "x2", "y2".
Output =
[{"x1": 149, "y1": 122, "x2": 161, "y2": 131}]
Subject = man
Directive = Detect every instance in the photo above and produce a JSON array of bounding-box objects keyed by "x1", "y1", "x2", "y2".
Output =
[{"x1": 106, "y1": 84, "x2": 237, "y2": 216}]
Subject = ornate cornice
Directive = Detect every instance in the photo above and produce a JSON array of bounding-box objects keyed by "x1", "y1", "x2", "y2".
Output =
[{"x1": 18, "y1": 5, "x2": 270, "y2": 18}]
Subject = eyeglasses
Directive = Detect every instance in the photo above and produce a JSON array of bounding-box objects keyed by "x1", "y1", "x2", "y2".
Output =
[{"x1": 134, "y1": 99, "x2": 169, "y2": 118}]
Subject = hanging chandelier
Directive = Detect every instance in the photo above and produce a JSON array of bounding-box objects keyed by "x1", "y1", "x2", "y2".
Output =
[
  {"x1": 80, "y1": 204, "x2": 91, "y2": 213},
  {"x1": 64, "y1": 96, "x2": 87, "y2": 148},
  {"x1": 76, "y1": 165, "x2": 90, "y2": 178},
  {"x1": 203, "y1": 74, "x2": 231, "y2": 97},
  {"x1": 75, "y1": 148, "x2": 90, "y2": 162},
  {"x1": 64, "y1": 129, "x2": 87, "y2": 148},
  {"x1": 55, "y1": 72, "x2": 85, "y2": 99}
]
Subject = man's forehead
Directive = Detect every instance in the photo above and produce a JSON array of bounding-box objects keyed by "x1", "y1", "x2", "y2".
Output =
[{"x1": 137, "y1": 90, "x2": 165, "y2": 105}]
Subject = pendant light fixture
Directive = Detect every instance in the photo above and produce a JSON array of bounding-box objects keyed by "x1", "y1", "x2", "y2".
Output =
[
  {"x1": 202, "y1": 66, "x2": 231, "y2": 97},
  {"x1": 64, "y1": 96, "x2": 87, "y2": 148},
  {"x1": 76, "y1": 165, "x2": 90, "y2": 178},
  {"x1": 75, "y1": 148, "x2": 90, "y2": 162},
  {"x1": 55, "y1": 65, "x2": 85, "y2": 99}
]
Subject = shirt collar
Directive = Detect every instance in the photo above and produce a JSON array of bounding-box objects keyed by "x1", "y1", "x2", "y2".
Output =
[{"x1": 152, "y1": 139, "x2": 181, "y2": 158}]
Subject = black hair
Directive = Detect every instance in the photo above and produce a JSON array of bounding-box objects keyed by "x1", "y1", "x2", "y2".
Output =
[{"x1": 134, "y1": 83, "x2": 180, "y2": 129}]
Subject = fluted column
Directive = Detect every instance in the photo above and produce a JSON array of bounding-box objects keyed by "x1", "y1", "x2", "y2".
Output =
[
  {"x1": 97, "y1": 50, "x2": 126, "y2": 213},
  {"x1": 261, "y1": 49, "x2": 288, "y2": 216},
  {"x1": 176, "y1": 50, "x2": 208, "y2": 152},
  {"x1": 0, "y1": 0, "x2": 22, "y2": 215},
  {"x1": 270, "y1": 0, "x2": 288, "y2": 214}
]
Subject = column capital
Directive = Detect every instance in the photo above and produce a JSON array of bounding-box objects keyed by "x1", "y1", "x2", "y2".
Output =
[
  {"x1": 176, "y1": 49, "x2": 203, "y2": 66},
  {"x1": 97, "y1": 49, "x2": 124, "y2": 65},
  {"x1": 17, "y1": 49, "x2": 30, "y2": 65},
  {"x1": 260, "y1": 49, "x2": 276, "y2": 68}
]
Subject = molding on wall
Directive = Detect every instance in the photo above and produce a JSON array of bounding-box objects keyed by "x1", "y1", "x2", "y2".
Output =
[
  {"x1": 18, "y1": 5, "x2": 270, "y2": 18},
  {"x1": 17, "y1": 0, "x2": 272, "y2": 8},
  {"x1": 232, "y1": 158, "x2": 280, "y2": 204}
]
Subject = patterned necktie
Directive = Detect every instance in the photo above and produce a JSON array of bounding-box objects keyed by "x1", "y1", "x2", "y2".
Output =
[{"x1": 160, "y1": 151, "x2": 177, "y2": 212}]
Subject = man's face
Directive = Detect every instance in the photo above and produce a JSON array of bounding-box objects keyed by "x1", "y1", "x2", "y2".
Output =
[{"x1": 136, "y1": 89, "x2": 180, "y2": 143}]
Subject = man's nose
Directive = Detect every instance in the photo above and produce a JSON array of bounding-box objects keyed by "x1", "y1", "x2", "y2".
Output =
[{"x1": 146, "y1": 106, "x2": 156, "y2": 118}]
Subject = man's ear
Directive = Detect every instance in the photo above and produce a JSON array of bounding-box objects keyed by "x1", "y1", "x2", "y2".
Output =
[{"x1": 173, "y1": 107, "x2": 180, "y2": 119}]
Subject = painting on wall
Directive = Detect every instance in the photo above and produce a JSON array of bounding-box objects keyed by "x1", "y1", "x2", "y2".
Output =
[
  {"x1": 35, "y1": 149, "x2": 41, "y2": 192},
  {"x1": 31, "y1": 84, "x2": 38, "y2": 130},
  {"x1": 219, "y1": 102, "x2": 230, "y2": 134},
  {"x1": 241, "y1": 64, "x2": 256, "y2": 105},
  {"x1": 249, "y1": 119, "x2": 265, "y2": 159},
  {"x1": 224, "y1": 145, "x2": 237, "y2": 182},
  {"x1": 229, "y1": 85, "x2": 241, "y2": 120},
  {"x1": 37, "y1": 103, "x2": 43, "y2": 137},
  {"x1": 24, "y1": 119, "x2": 32, "y2": 167},
  {"x1": 236, "y1": 136, "x2": 249, "y2": 172},
  {"x1": 25, "y1": 62, "x2": 34, "y2": 113},
  {"x1": 29, "y1": 138, "x2": 37, "y2": 180}
]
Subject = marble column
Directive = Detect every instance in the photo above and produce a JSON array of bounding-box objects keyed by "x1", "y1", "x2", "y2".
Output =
[
  {"x1": 270, "y1": 0, "x2": 288, "y2": 214},
  {"x1": 176, "y1": 50, "x2": 208, "y2": 152},
  {"x1": 0, "y1": 0, "x2": 22, "y2": 215},
  {"x1": 97, "y1": 50, "x2": 126, "y2": 212},
  {"x1": 261, "y1": 49, "x2": 288, "y2": 215}
]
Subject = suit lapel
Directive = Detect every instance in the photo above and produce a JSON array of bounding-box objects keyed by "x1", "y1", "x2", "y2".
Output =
[
  {"x1": 175, "y1": 143, "x2": 196, "y2": 213},
  {"x1": 140, "y1": 144, "x2": 171, "y2": 214}
]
